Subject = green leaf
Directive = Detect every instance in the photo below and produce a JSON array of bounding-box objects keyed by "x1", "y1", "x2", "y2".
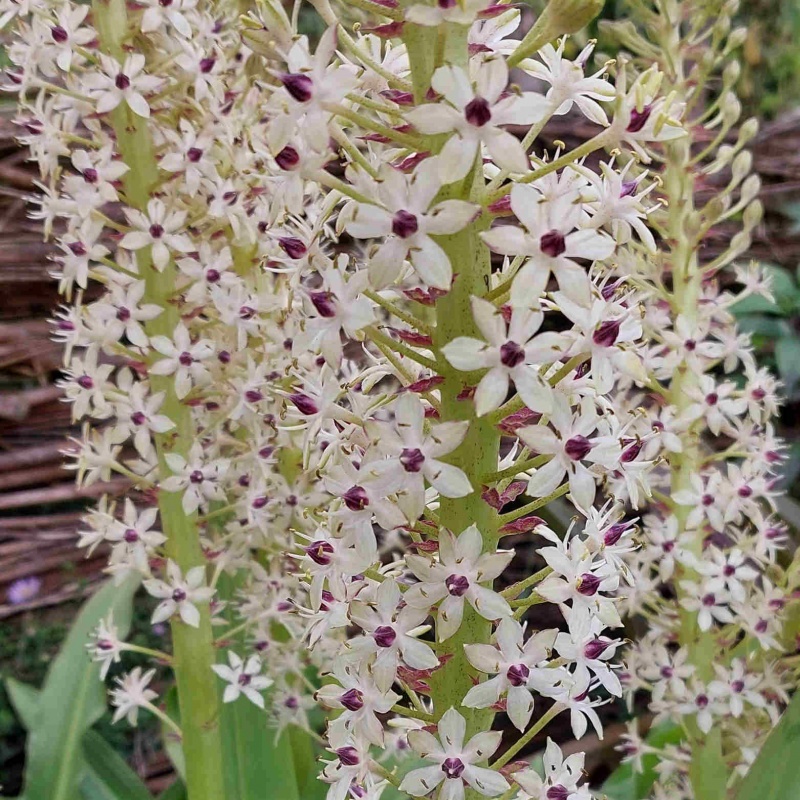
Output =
[
  {"x1": 734, "y1": 689, "x2": 800, "y2": 800},
  {"x1": 689, "y1": 727, "x2": 727, "y2": 800},
  {"x1": 288, "y1": 724, "x2": 326, "y2": 800},
  {"x1": 775, "y1": 337, "x2": 800, "y2": 392},
  {"x1": 81, "y1": 730, "x2": 152, "y2": 800},
  {"x1": 160, "y1": 687, "x2": 185, "y2": 781},
  {"x1": 21, "y1": 576, "x2": 139, "y2": 800},
  {"x1": 735, "y1": 315, "x2": 791, "y2": 339},
  {"x1": 157, "y1": 782, "x2": 187, "y2": 800},
  {"x1": 603, "y1": 722, "x2": 683, "y2": 799},
  {"x1": 5, "y1": 677, "x2": 40, "y2": 730},
  {"x1": 219, "y1": 688, "x2": 301, "y2": 800}
]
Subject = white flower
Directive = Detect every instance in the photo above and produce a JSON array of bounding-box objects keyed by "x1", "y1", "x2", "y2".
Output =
[
  {"x1": 364, "y1": 393, "x2": 472, "y2": 521},
  {"x1": 442, "y1": 296, "x2": 558, "y2": 416},
  {"x1": 120, "y1": 198, "x2": 194, "y2": 271},
  {"x1": 347, "y1": 579, "x2": 439, "y2": 692},
  {"x1": 87, "y1": 613, "x2": 125, "y2": 680},
  {"x1": 149, "y1": 322, "x2": 214, "y2": 400},
  {"x1": 345, "y1": 164, "x2": 478, "y2": 289},
  {"x1": 481, "y1": 183, "x2": 615, "y2": 306},
  {"x1": 404, "y1": 525, "x2": 514, "y2": 641},
  {"x1": 406, "y1": 59, "x2": 547, "y2": 182},
  {"x1": 513, "y1": 738, "x2": 592, "y2": 800},
  {"x1": 110, "y1": 667, "x2": 157, "y2": 726},
  {"x1": 463, "y1": 618, "x2": 557, "y2": 731},
  {"x1": 84, "y1": 54, "x2": 162, "y2": 118},
  {"x1": 399, "y1": 707, "x2": 509, "y2": 800},
  {"x1": 212, "y1": 652, "x2": 273, "y2": 707},
  {"x1": 144, "y1": 559, "x2": 214, "y2": 628}
]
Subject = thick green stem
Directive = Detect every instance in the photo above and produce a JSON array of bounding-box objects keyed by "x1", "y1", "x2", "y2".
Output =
[{"x1": 92, "y1": 2, "x2": 225, "y2": 797}]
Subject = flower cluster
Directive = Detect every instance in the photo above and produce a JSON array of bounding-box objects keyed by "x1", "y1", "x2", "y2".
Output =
[
  {"x1": 602, "y1": 1, "x2": 797, "y2": 795},
  {"x1": 5, "y1": 0, "x2": 768, "y2": 795}
]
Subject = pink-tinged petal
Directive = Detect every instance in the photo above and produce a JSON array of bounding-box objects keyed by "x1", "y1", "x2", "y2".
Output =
[
  {"x1": 455, "y1": 523, "x2": 483, "y2": 563},
  {"x1": 485, "y1": 129, "x2": 530, "y2": 175},
  {"x1": 179, "y1": 601, "x2": 200, "y2": 628},
  {"x1": 369, "y1": 236, "x2": 409, "y2": 288},
  {"x1": 437, "y1": 134, "x2": 478, "y2": 184},
  {"x1": 495, "y1": 617, "x2": 523, "y2": 656},
  {"x1": 469, "y1": 585, "x2": 511, "y2": 621},
  {"x1": 126, "y1": 92, "x2": 151, "y2": 119},
  {"x1": 427, "y1": 420, "x2": 470, "y2": 458},
  {"x1": 347, "y1": 204, "x2": 394, "y2": 239},
  {"x1": 409, "y1": 236, "x2": 452, "y2": 289},
  {"x1": 437, "y1": 593, "x2": 465, "y2": 641},
  {"x1": 493, "y1": 91, "x2": 549, "y2": 125},
  {"x1": 569, "y1": 464, "x2": 596, "y2": 511},
  {"x1": 432, "y1": 65, "x2": 474, "y2": 109},
  {"x1": 471, "y1": 295, "x2": 506, "y2": 345},
  {"x1": 426, "y1": 460, "x2": 472, "y2": 498},
  {"x1": 516, "y1": 425, "x2": 558, "y2": 454},
  {"x1": 476, "y1": 58, "x2": 508, "y2": 104},
  {"x1": 463, "y1": 765, "x2": 509, "y2": 797},
  {"x1": 513, "y1": 368, "x2": 554, "y2": 415},
  {"x1": 480, "y1": 225, "x2": 534, "y2": 257},
  {"x1": 439, "y1": 778, "x2": 466, "y2": 800},
  {"x1": 464, "y1": 643, "x2": 503, "y2": 674},
  {"x1": 439, "y1": 707, "x2": 467, "y2": 751},
  {"x1": 564, "y1": 227, "x2": 615, "y2": 261},
  {"x1": 475, "y1": 550, "x2": 514, "y2": 582},
  {"x1": 399, "y1": 765, "x2": 445, "y2": 797},
  {"x1": 525, "y1": 458, "x2": 566, "y2": 499},
  {"x1": 442, "y1": 336, "x2": 493, "y2": 371},
  {"x1": 425, "y1": 199, "x2": 479, "y2": 235},
  {"x1": 406, "y1": 103, "x2": 461, "y2": 135},
  {"x1": 400, "y1": 636, "x2": 439, "y2": 670},
  {"x1": 463, "y1": 675, "x2": 503, "y2": 709},
  {"x1": 119, "y1": 231, "x2": 153, "y2": 251},
  {"x1": 475, "y1": 368, "x2": 510, "y2": 416},
  {"x1": 506, "y1": 685, "x2": 534, "y2": 731}
]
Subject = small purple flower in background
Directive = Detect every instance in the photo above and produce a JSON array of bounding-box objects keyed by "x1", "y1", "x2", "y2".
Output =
[{"x1": 6, "y1": 576, "x2": 42, "y2": 606}]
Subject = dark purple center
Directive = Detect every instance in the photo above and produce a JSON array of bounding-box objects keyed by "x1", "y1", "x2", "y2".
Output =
[
  {"x1": 149, "y1": 223, "x2": 164, "y2": 239},
  {"x1": 172, "y1": 588, "x2": 187, "y2": 602},
  {"x1": 391, "y1": 209, "x2": 419, "y2": 239},
  {"x1": 400, "y1": 447, "x2": 425, "y2": 473},
  {"x1": 445, "y1": 574, "x2": 470, "y2": 597},
  {"x1": 547, "y1": 787, "x2": 570, "y2": 800},
  {"x1": 577, "y1": 572, "x2": 601, "y2": 596},
  {"x1": 131, "y1": 411, "x2": 146, "y2": 425},
  {"x1": 626, "y1": 105, "x2": 652, "y2": 133},
  {"x1": 114, "y1": 73, "x2": 131, "y2": 90},
  {"x1": 187, "y1": 146, "x2": 203, "y2": 162},
  {"x1": 539, "y1": 229, "x2": 566, "y2": 258},
  {"x1": 276, "y1": 145, "x2": 300, "y2": 170},
  {"x1": 584, "y1": 637, "x2": 611, "y2": 660},
  {"x1": 290, "y1": 393, "x2": 319, "y2": 416},
  {"x1": 565, "y1": 435, "x2": 592, "y2": 461},
  {"x1": 373, "y1": 625, "x2": 397, "y2": 648},
  {"x1": 506, "y1": 663, "x2": 530, "y2": 686},
  {"x1": 310, "y1": 291, "x2": 337, "y2": 318},
  {"x1": 237, "y1": 672, "x2": 251, "y2": 685},
  {"x1": 306, "y1": 540, "x2": 335, "y2": 566},
  {"x1": 336, "y1": 746, "x2": 360, "y2": 766},
  {"x1": 123, "y1": 528, "x2": 139, "y2": 543},
  {"x1": 340, "y1": 688, "x2": 364, "y2": 711},
  {"x1": 344, "y1": 485, "x2": 369, "y2": 511},
  {"x1": 83, "y1": 167, "x2": 98, "y2": 183},
  {"x1": 281, "y1": 73, "x2": 314, "y2": 102},
  {"x1": 279, "y1": 237, "x2": 307, "y2": 259},
  {"x1": 593, "y1": 319, "x2": 621, "y2": 347},
  {"x1": 500, "y1": 340, "x2": 525, "y2": 368},
  {"x1": 178, "y1": 351, "x2": 193, "y2": 366},
  {"x1": 189, "y1": 469, "x2": 204, "y2": 484},
  {"x1": 464, "y1": 96, "x2": 492, "y2": 127},
  {"x1": 51, "y1": 25, "x2": 68, "y2": 43},
  {"x1": 441, "y1": 757, "x2": 465, "y2": 780},
  {"x1": 77, "y1": 375, "x2": 94, "y2": 389}
]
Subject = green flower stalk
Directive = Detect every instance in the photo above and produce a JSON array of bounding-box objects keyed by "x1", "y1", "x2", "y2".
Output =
[{"x1": 612, "y1": 0, "x2": 796, "y2": 794}]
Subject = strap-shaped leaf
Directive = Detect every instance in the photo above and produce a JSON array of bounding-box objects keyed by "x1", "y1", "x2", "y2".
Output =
[
  {"x1": 19, "y1": 577, "x2": 139, "y2": 800},
  {"x1": 734, "y1": 690, "x2": 800, "y2": 800}
]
